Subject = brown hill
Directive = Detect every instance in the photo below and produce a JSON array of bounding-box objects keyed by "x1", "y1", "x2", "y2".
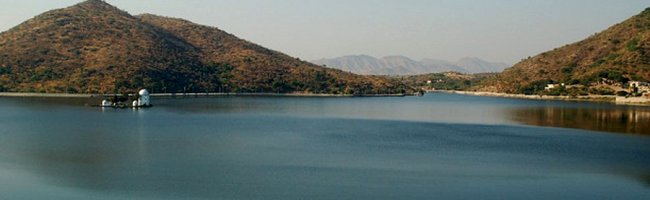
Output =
[
  {"x1": 482, "y1": 8, "x2": 650, "y2": 94},
  {"x1": 0, "y1": 0, "x2": 410, "y2": 94}
]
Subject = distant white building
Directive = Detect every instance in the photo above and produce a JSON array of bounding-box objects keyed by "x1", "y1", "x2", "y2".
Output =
[
  {"x1": 139, "y1": 89, "x2": 151, "y2": 107},
  {"x1": 133, "y1": 89, "x2": 151, "y2": 107},
  {"x1": 629, "y1": 81, "x2": 649, "y2": 88},
  {"x1": 545, "y1": 84, "x2": 558, "y2": 91},
  {"x1": 630, "y1": 81, "x2": 650, "y2": 93},
  {"x1": 545, "y1": 83, "x2": 565, "y2": 91}
]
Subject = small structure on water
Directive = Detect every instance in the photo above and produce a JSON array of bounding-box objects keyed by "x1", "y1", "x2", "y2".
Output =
[
  {"x1": 133, "y1": 89, "x2": 152, "y2": 108},
  {"x1": 101, "y1": 89, "x2": 152, "y2": 108},
  {"x1": 101, "y1": 100, "x2": 113, "y2": 107}
]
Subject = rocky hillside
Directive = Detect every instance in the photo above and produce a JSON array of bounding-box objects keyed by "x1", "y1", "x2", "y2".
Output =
[
  {"x1": 483, "y1": 7, "x2": 650, "y2": 94},
  {"x1": 0, "y1": 0, "x2": 411, "y2": 94},
  {"x1": 312, "y1": 55, "x2": 509, "y2": 75}
]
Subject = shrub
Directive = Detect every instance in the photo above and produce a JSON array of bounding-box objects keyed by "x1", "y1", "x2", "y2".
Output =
[
  {"x1": 597, "y1": 70, "x2": 629, "y2": 84},
  {"x1": 607, "y1": 53, "x2": 620, "y2": 61},
  {"x1": 0, "y1": 67, "x2": 10, "y2": 75},
  {"x1": 566, "y1": 79, "x2": 581, "y2": 85},
  {"x1": 561, "y1": 66, "x2": 574, "y2": 74},
  {"x1": 567, "y1": 87, "x2": 589, "y2": 96},
  {"x1": 518, "y1": 79, "x2": 554, "y2": 95},
  {"x1": 589, "y1": 86, "x2": 615, "y2": 95},
  {"x1": 627, "y1": 38, "x2": 640, "y2": 51}
]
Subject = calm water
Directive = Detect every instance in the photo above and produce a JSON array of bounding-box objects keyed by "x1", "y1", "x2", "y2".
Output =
[{"x1": 1, "y1": 93, "x2": 649, "y2": 199}]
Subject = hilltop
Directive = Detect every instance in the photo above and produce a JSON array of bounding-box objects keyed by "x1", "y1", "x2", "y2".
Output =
[
  {"x1": 0, "y1": 0, "x2": 411, "y2": 95},
  {"x1": 481, "y1": 8, "x2": 650, "y2": 95},
  {"x1": 312, "y1": 55, "x2": 509, "y2": 75}
]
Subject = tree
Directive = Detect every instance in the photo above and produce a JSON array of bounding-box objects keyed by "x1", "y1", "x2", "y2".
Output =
[{"x1": 518, "y1": 79, "x2": 554, "y2": 95}]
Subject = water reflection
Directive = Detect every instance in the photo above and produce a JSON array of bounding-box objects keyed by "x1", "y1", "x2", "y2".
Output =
[
  {"x1": 0, "y1": 96, "x2": 101, "y2": 107},
  {"x1": 642, "y1": 175, "x2": 650, "y2": 187},
  {"x1": 511, "y1": 106, "x2": 650, "y2": 135},
  {"x1": 1, "y1": 94, "x2": 650, "y2": 199},
  {"x1": 152, "y1": 95, "x2": 516, "y2": 125},
  {"x1": 3, "y1": 117, "x2": 650, "y2": 199}
]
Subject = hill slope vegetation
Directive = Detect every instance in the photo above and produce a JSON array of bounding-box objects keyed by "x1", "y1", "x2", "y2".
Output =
[
  {"x1": 482, "y1": 8, "x2": 650, "y2": 95},
  {"x1": 0, "y1": 0, "x2": 410, "y2": 94}
]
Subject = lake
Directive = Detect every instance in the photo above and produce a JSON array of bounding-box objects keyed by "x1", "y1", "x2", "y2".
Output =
[{"x1": 0, "y1": 93, "x2": 649, "y2": 199}]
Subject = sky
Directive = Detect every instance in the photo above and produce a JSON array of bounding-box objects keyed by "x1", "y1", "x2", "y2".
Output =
[{"x1": 0, "y1": 0, "x2": 648, "y2": 64}]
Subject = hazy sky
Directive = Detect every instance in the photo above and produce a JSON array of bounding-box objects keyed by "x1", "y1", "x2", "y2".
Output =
[{"x1": 1, "y1": 0, "x2": 648, "y2": 64}]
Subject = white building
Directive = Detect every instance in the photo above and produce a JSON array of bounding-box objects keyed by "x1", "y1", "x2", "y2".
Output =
[
  {"x1": 630, "y1": 81, "x2": 650, "y2": 93},
  {"x1": 137, "y1": 89, "x2": 151, "y2": 107},
  {"x1": 545, "y1": 84, "x2": 558, "y2": 91},
  {"x1": 545, "y1": 83, "x2": 565, "y2": 91},
  {"x1": 629, "y1": 81, "x2": 649, "y2": 88}
]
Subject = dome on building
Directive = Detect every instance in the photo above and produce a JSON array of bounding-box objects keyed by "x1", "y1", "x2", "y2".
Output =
[
  {"x1": 137, "y1": 89, "x2": 151, "y2": 107},
  {"x1": 138, "y1": 89, "x2": 150, "y2": 96},
  {"x1": 101, "y1": 100, "x2": 112, "y2": 107}
]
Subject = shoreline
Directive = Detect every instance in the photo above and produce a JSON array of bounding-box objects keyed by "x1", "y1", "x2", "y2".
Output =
[
  {"x1": 0, "y1": 92, "x2": 407, "y2": 98},
  {"x1": 434, "y1": 90, "x2": 650, "y2": 106}
]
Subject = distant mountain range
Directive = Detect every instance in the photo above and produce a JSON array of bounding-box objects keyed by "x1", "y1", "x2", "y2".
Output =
[{"x1": 311, "y1": 55, "x2": 510, "y2": 75}]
